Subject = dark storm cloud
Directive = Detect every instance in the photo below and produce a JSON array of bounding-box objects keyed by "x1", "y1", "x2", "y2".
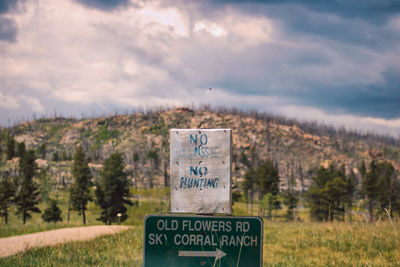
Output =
[
  {"x1": 274, "y1": 6, "x2": 400, "y2": 50},
  {"x1": 73, "y1": 0, "x2": 129, "y2": 11},
  {"x1": 0, "y1": 0, "x2": 21, "y2": 14},
  {"x1": 0, "y1": 0, "x2": 25, "y2": 42},
  {"x1": 280, "y1": 69, "x2": 400, "y2": 119},
  {"x1": 0, "y1": 17, "x2": 17, "y2": 42},
  {"x1": 174, "y1": 0, "x2": 400, "y2": 121},
  {"x1": 201, "y1": 0, "x2": 400, "y2": 50},
  {"x1": 212, "y1": 0, "x2": 400, "y2": 23}
]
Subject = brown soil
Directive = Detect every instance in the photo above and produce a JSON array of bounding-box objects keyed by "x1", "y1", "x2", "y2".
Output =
[{"x1": 0, "y1": 225, "x2": 130, "y2": 258}]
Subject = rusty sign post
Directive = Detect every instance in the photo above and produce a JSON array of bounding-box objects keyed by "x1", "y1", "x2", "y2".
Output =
[{"x1": 169, "y1": 129, "x2": 232, "y2": 214}]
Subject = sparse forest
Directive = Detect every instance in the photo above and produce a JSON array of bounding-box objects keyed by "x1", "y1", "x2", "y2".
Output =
[{"x1": 0, "y1": 107, "x2": 399, "y2": 225}]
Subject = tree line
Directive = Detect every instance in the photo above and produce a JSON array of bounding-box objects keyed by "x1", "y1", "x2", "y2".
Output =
[
  {"x1": 0, "y1": 142, "x2": 133, "y2": 225},
  {"x1": 242, "y1": 155, "x2": 400, "y2": 222},
  {"x1": 1, "y1": 133, "x2": 399, "y2": 224}
]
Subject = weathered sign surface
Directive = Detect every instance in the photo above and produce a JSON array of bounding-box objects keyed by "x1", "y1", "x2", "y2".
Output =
[
  {"x1": 170, "y1": 129, "x2": 232, "y2": 214},
  {"x1": 143, "y1": 214, "x2": 263, "y2": 267}
]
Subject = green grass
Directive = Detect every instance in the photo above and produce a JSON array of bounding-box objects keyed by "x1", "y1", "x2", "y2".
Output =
[
  {"x1": 262, "y1": 220, "x2": 400, "y2": 266},
  {"x1": 0, "y1": 190, "x2": 102, "y2": 238},
  {"x1": 0, "y1": 227, "x2": 143, "y2": 267},
  {"x1": 2, "y1": 220, "x2": 400, "y2": 266},
  {"x1": 1, "y1": 190, "x2": 400, "y2": 266}
]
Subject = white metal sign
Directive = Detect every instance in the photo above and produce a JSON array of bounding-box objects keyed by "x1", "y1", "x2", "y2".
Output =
[{"x1": 170, "y1": 129, "x2": 232, "y2": 214}]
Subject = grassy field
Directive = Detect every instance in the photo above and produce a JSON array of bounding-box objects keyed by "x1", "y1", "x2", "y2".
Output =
[
  {"x1": 1, "y1": 189, "x2": 400, "y2": 266},
  {"x1": 0, "y1": 190, "x2": 103, "y2": 238}
]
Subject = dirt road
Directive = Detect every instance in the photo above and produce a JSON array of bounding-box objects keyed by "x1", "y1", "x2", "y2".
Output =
[{"x1": 0, "y1": 225, "x2": 130, "y2": 258}]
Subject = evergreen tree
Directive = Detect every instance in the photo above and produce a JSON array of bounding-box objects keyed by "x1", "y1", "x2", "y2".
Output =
[
  {"x1": 15, "y1": 150, "x2": 41, "y2": 224},
  {"x1": 42, "y1": 199, "x2": 62, "y2": 223},
  {"x1": 0, "y1": 175, "x2": 15, "y2": 224},
  {"x1": 6, "y1": 136, "x2": 15, "y2": 160},
  {"x1": 324, "y1": 176, "x2": 348, "y2": 221},
  {"x1": 359, "y1": 161, "x2": 366, "y2": 179},
  {"x1": 307, "y1": 166, "x2": 330, "y2": 221},
  {"x1": 95, "y1": 152, "x2": 133, "y2": 225},
  {"x1": 39, "y1": 144, "x2": 46, "y2": 160},
  {"x1": 239, "y1": 151, "x2": 251, "y2": 168},
  {"x1": 16, "y1": 142, "x2": 26, "y2": 158},
  {"x1": 346, "y1": 169, "x2": 357, "y2": 221},
  {"x1": 62, "y1": 150, "x2": 67, "y2": 161},
  {"x1": 256, "y1": 159, "x2": 279, "y2": 219},
  {"x1": 243, "y1": 168, "x2": 256, "y2": 212},
  {"x1": 362, "y1": 160, "x2": 399, "y2": 221},
  {"x1": 52, "y1": 151, "x2": 59, "y2": 162},
  {"x1": 147, "y1": 146, "x2": 159, "y2": 170},
  {"x1": 307, "y1": 165, "x2": 349, "y2": 221},
  {"x1": 132, "y1": 152, "x2": 139, "y2": 168},
  {"x1": 146, "y1": 145, "x2": 159, "y2": 188},
  {"x1": 70, "y1": 146, "x2": 92, "y2": 225},
  {"x1": 361, "y1": 160, "x2": 380, "y2": 221},
  {"x1": 39, "y1": 167, "x2": 52, "y2": 205},
  {"x1": 283, "y1": 191, "x2": 298, "y2": 221}
]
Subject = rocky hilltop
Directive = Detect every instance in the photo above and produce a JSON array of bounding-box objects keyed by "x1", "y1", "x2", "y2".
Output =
[{"x1": 1, "y1": 107, "x2": 399, "y2": 192}]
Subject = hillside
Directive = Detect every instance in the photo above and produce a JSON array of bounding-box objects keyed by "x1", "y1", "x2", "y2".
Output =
[{"x1": 1, "y1": 107, "x2": 399, "y2": 192}]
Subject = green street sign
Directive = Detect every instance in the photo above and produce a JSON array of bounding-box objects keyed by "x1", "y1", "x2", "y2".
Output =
[{"x1": 144, "y1": 215, "x2": 263, "y2": 267}]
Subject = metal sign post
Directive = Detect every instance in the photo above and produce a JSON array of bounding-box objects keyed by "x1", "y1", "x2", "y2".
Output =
[
  {"x1": 143, "y1": 128, "x2": 263, "y2": 267},
  {"x1": 170, "y1": 129, "x2": 232, "y2": 214}
]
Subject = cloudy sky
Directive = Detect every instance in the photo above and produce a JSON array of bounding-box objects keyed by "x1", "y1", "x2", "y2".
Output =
[{"x1": 1, "y1": 0, "x2": 400, "y2": 136}]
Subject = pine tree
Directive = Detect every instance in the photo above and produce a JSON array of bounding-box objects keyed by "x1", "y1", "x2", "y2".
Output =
[
  {"x1": 239, "y1": 151, "x2": 251, "y2": 169},
  {"x1": 38, "y1": 144, "x2": 46, "y2": 159},
  {"x1": 6, "y1": 136, "x2": 15, "y2": 160},
  {"x1": 70, "y1": 146, "x2": 92, "y2": 225},
  {"x1": 133, "y1": 152, "x2": 139, "y2": 169},
  {"x1": 95, "y1": 152, "x2": 133, "y2": 225},
  {"x1": 359, "y1": 161, "x2": 366, "y2": 179},
  {"x1": 52, "y1": 151, "x2": 59, "y2": 162},
  {"x1": 307, "y1": 166, "x2": 331, "y2": 221},
  {"x1": 16, "y1": 142, "x2": 26, "y2": 158},
  {"x1": 0, "y1": 175, "x2": 15, "y2": 224},
  {"x1": 283, "y1": 191, "x2": 298, "y2": 221},
  {"x1": 39, "y1": 167, "x2": 52, "y2": 205},
  {"x1": 146, "y1": 145, "x2": 159, "y2": 188},
  {"x1": 362, "y1": 160, "x2": 399, "y2": 221},
  {"x1": 243, "y1": 168, "x2": 256, "y2": 212},
  {"x1": 346, "y1": 169, "x2": 357, "y2": 221},
  {"x1": 42, "y1": 199, "x2": 62, "y2": 223},
  {"x1": 62, "y1": 150, "x2": 67, "y2": 161},
  {"x1": 15, "y1": 150, "x2": 41, "y2": 224},
  {"x1": 306, "y1": 165, "x2": 349, "y2": 221},
  {"x1": 256, "y1": 159, "x2": 279, "y2": 219}
]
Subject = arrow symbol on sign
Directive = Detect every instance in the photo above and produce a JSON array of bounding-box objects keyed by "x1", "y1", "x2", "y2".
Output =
[{"x1": 178, "y1": 249, "x2": 227, "y2": 260}]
